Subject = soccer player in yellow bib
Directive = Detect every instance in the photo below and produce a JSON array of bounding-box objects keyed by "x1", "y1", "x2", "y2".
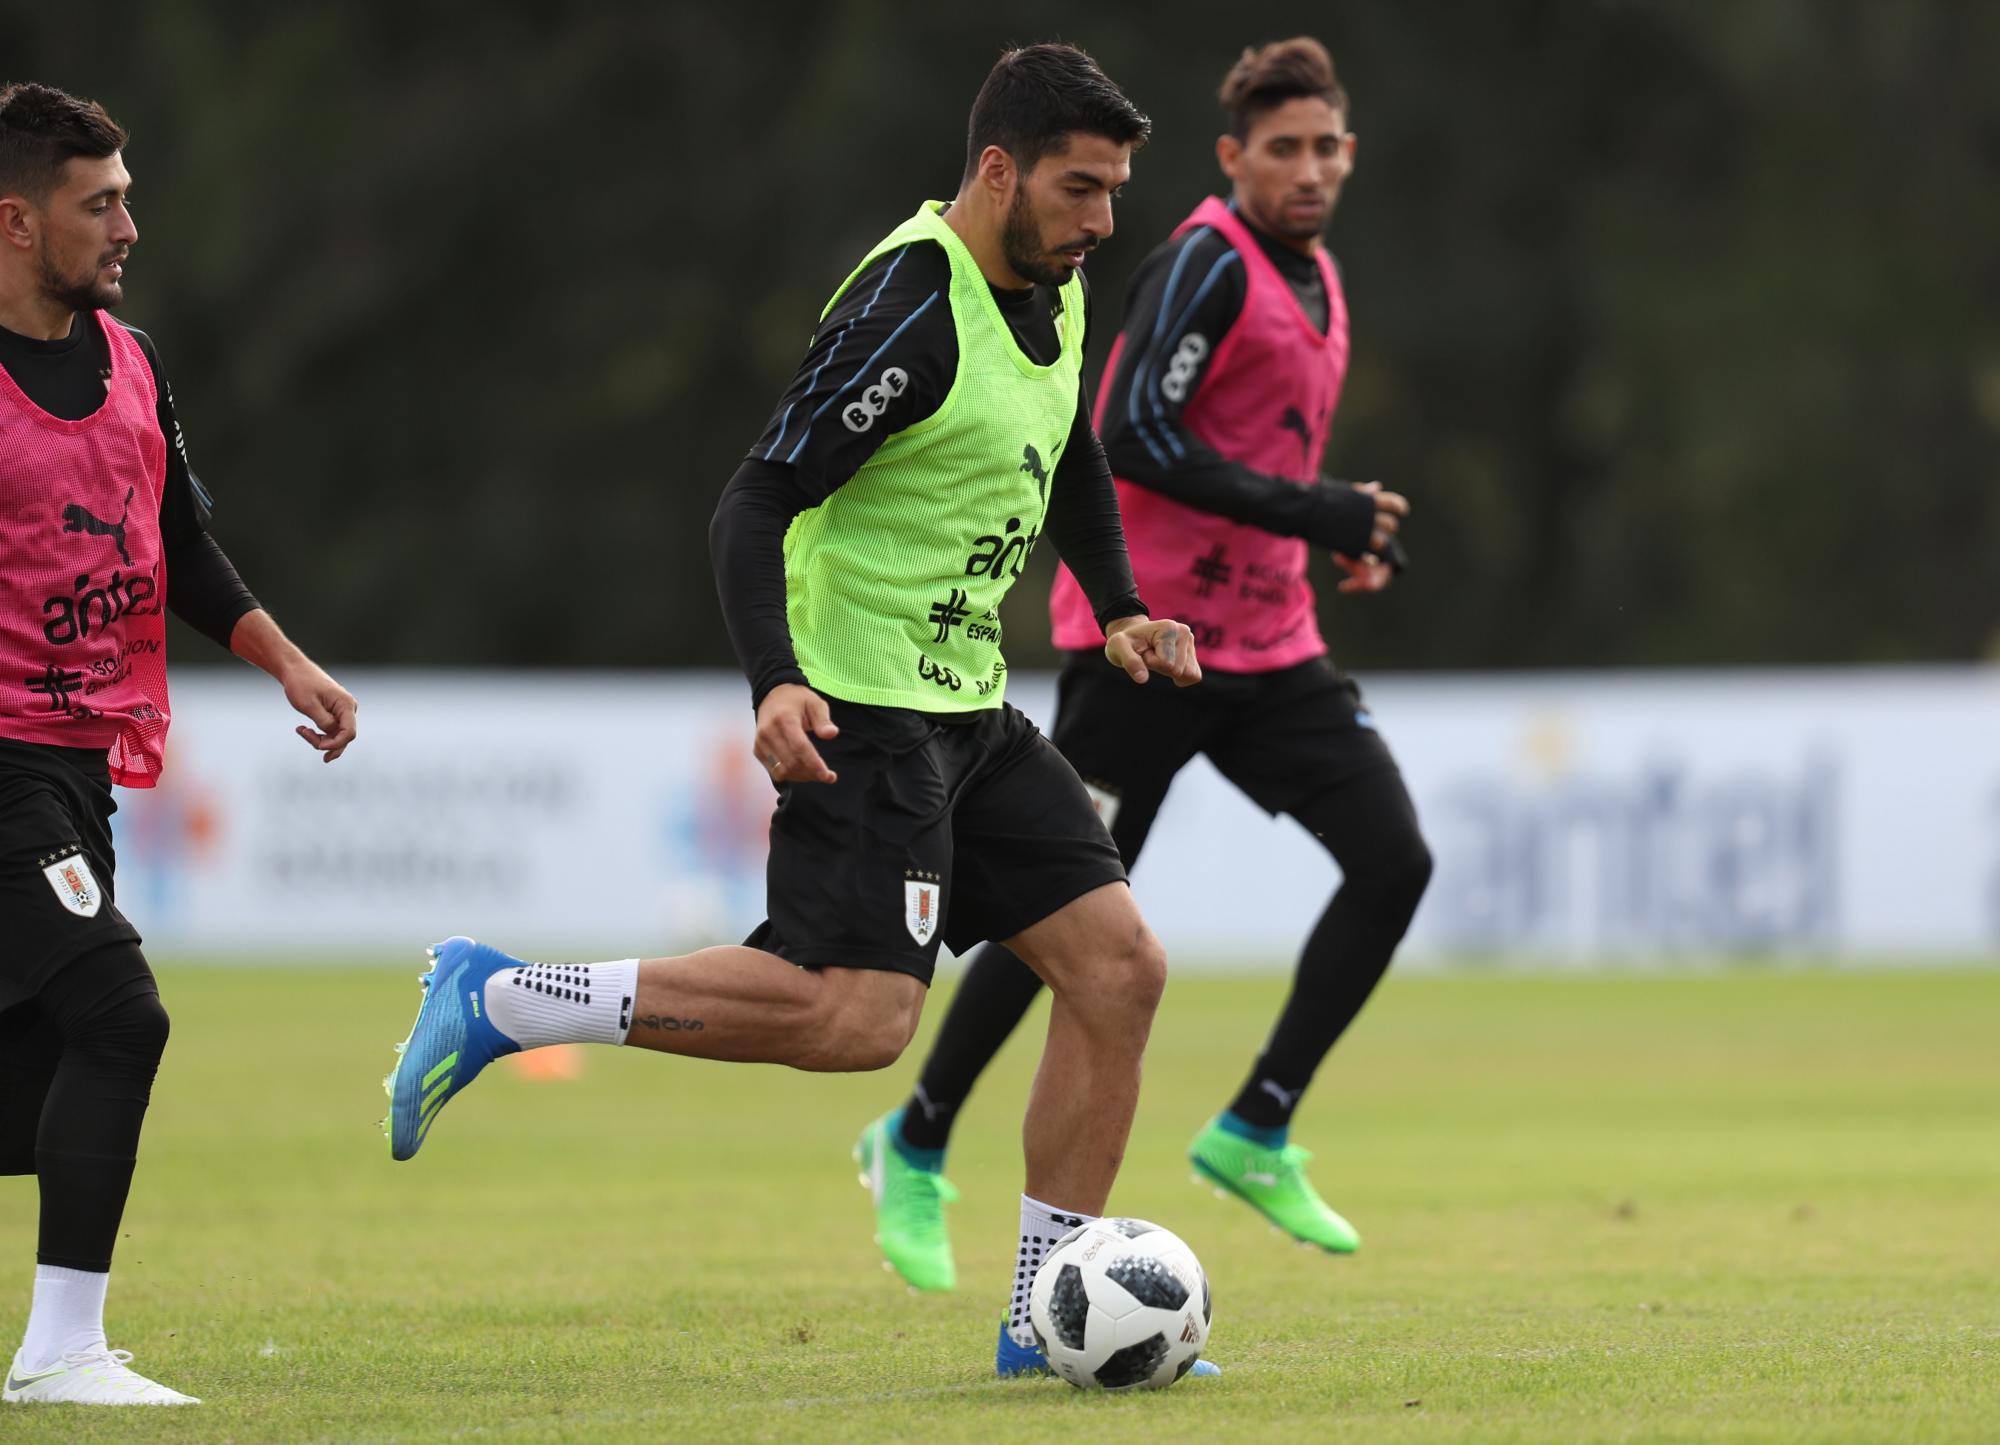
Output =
[{"x1": 385, "y1": 43, "x2": 1215, "y2": 1380}]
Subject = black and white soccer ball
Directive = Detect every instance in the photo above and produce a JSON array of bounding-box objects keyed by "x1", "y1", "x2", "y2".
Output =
[{"x1": 1027, "y1": 1217, "x2": 1211, "y2": 1390}]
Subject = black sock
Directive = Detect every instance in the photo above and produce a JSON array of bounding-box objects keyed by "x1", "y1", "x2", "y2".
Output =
[
  {"x1": 1227, "y1": 769, "x2": 1432, "y2": 1131},
  {"x1": 27, "y1": 943, "x2": 170, "y2": 1272},
  {"x1": 898, "y1": 942, "x2": 1046, "y2": 1153}
]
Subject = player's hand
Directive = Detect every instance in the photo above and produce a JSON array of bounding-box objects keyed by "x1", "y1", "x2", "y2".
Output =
[
  {"x1": 1104, "y1": 616, "x2": 1202, "y2": 688},
  {"x1": 754, "y1": 683, "x2": 840, "y2": 785},
  {"x1": 1333, "y1": 551, "x2": 1394, "y2": 594},
  {"x1": 281, "y1": 661, "x2": 357, "y2": 763},
  {"x1": 1355, "y1": 480, "x2": 1410, "y2": 557}
]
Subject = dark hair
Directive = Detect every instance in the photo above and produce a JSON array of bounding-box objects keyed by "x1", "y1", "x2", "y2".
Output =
[
  {"x1": 1218, "y1": 37, "x2": 1348, "y2": 138},
  {"x1": 964, "y1": 43, "x2": 1150, "y2": 182},
  {"x1": 0, "y1": 82, "x2": 127, "y2": 204}
]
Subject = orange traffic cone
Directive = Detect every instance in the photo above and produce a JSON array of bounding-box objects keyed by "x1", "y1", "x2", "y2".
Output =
[{"x1": 504, "y1": 1044, "x2": 585, "y2": 1081}]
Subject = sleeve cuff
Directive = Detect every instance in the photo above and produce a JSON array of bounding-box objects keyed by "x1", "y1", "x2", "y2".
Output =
[
  {"x1": 1311, "y1": 483, "x2": 1380, "y2": 558},
  {"x1": 1093, "y1": 596, "x2": 1149, "y2": 633},
  {"x1": 749, "y1": 666, "x2": 810, "y2": 710}
]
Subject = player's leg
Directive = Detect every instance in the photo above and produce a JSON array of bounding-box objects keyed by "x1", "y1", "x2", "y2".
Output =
[
  {"x1": 0, "y1": 762, "x2": 126, "y2": 1194},
  {"x1": 623, "y1": 951, "x2": 926, "y2": 1068},
  {"x1": 860, "y1": 655, "x2": 1197, "y2": 1291},
  {"x1": 1197, "y1": 663, "x2": 1432, "y2": 1250},
  {"x1": 387, "y1": 938, "x2": 929, "y2": 1157},
  {"x1": 854, "y1": 948, "x2": 1037, "y2": 1291},
  {"x1": 387, "y1": 699, "x2": 946, "y2": 1160},
  {"x1": 881, "y1": 950, "x2": 1041, "y2": 1168},
  {"x1": 938, "y1": 705, "x2": 1203, "y2": 1373},
  {"x1": 990, "y1": 879, "x2": 1220, "y2": 1378},
  {"x1": 0, "y1": 1003, "x2": 59, "y2": 1177},
  {"x1": 1002, "y1": 882, "x2": 1165, "y2": 1212},
  {"x1": 2, "y1": 756, "x2": 192, "y2": 1406},
  {"x1": 992, "y1": 881, "x2": 1168, "y2": 1368},
  {"x1": 5, "y1": 943, "x2": 197, "y2": 1406},
  {"x1": 1228, "y1": 765, "x2": 1429, "y2": 1129}
]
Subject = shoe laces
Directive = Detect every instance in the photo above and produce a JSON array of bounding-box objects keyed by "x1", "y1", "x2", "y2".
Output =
[{"x1": 56, "y1": 1346, "x2": 141, "y2": 1382}]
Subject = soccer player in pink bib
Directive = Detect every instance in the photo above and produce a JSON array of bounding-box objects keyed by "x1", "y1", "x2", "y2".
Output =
[
  {"x1": 0, "y1": 84, "x2": 357, "y2": 1406},
  {"x1": 857, "y1": 38, "x2": 1432, "y2": 1294}
]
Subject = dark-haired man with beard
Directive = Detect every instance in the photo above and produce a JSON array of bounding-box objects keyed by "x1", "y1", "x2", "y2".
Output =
[
  {"x1": 859, "y1": 36, "x2": 1433, "y2": 1289},
  {"x1": 0, "y1": 82, "x2": 357, "y2": 1407},
  {"x1": 384, "y1": 43, "x2": 1216, "y2": 1381}
]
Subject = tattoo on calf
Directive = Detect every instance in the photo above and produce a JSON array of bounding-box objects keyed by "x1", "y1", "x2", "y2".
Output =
[{"x1": 635, "y1": 1014, "x2": 704, "y2": 1032}]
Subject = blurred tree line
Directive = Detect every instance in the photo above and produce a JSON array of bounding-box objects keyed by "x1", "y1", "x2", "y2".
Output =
[{"x1": 14, "y1": 1, "x2": 2000, "y2": 673}]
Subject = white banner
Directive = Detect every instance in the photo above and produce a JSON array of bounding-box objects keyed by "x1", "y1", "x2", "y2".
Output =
[{"x1": 110, "y1": 667, "x2": 2000, "y2": 964}]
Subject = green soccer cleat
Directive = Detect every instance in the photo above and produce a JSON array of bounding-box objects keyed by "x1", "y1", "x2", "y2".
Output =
[
  {"x1": 1188, "y1": 1118, "x2": 1361, "y2": 1254},
  {"x1": 854, "y1": 1112, "x2": 959, "y2": 1292}
]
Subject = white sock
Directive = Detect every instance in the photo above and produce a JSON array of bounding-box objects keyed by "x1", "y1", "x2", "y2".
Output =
[
  {"x1": 19, "y1": 1264, "x2": 109, "y2": 1369},
  {"x1": 1008, "y1": 1194, "x2": 1094, "y2": 1348},
  {"x1": 482, "y1": 959, "x2": 638, "y2": 1048}
]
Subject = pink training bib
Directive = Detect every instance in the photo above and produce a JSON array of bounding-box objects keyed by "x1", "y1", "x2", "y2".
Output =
[
  {"x1": 0, "y1": 312, "x2": 171, "y2": 786},
  {"x1": 1051, "y1": 196, "x2": 1349, "y2": 671}
]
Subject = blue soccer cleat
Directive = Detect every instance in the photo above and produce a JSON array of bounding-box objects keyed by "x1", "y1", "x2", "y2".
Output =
[
  {"x1": 995, "y1": 1318, "x2": 1053, "y2": 1378},
  {"x1": 383, "y1": 937, "x2": 523, "y2": 1161},
  {"x1": 994, "y1": 1318, "x2": 1222, "y2": 1379}
]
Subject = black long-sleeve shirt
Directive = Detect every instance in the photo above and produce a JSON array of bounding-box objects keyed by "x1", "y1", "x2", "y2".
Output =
[
  {"x1": 0, "y1": 313, "x2": 260, "y2": 648},
  {"x1": 711, "y1": 237, "x2": 1145, "y2": 708},
  {"x1": 1096, "y1": 202, "x2": 1394, "y2": 565}
]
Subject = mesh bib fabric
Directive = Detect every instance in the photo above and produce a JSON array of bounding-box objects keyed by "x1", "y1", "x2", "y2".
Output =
[
  {"x1": 0, "y1": 313, "x2": 171, "y2": 785},
  {"x1": 784, "y1": 202, "x2": 1084, "y2": 711},
  {"x1": 1050, "y1": 196, "x2": 1349, "y2": 671}
]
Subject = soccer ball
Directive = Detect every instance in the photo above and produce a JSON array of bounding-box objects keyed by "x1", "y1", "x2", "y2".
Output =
[{"x1": 1027, "y1": 1217, "x2": 1211, "y2": 1389}]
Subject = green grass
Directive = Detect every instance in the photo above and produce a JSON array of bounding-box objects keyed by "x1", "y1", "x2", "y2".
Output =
[{"x1": 3, "y1": 964, "x2": 1997, "y2": 1442}]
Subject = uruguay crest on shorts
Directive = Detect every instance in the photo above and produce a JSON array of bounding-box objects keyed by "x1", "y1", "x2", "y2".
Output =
[
  {"x1": 904, "y1": 877, "x2": 940, "y2": 945},
  {"x1": 42, "y1": 848, "x2": 103, "y2": 918}
]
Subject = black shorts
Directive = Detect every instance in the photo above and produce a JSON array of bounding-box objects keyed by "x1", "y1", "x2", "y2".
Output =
[
  {"x1": 745, "y1": 697, "x2": 1127, "y2": 984},
  {"x1": 0, "y1": 740, "x2": 141, "y2": 1015},
  {"x1": 1050, "y1": 652, "x2": 1404, "y2": 866}
]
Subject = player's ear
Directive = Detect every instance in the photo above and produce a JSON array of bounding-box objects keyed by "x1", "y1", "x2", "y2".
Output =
[
  {"x1": 977, "y1": 144, "x2": 1017, "y2": 201},
  {"x1": 1214, "y1": 133, "x2": 1242, "y2": 182},
  {"x1": 0, "y1": 196, "x2": 37, "y2": 251}
]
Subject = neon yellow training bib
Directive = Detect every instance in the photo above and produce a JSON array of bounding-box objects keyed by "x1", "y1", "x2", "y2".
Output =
[{"x1": 784, "y1": 201, "x2": 1085, "y2": 712}]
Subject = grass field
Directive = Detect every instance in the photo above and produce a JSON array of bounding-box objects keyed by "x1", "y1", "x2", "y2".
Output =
[{"x1": 2, "y1": 963, "x2": 1996, "y2": 1443}]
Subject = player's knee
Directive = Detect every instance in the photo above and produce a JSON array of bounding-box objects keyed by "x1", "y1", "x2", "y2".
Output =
[
  {"x1": 1371, "y1": 833, "x2": 1434, "y2": 921},
  {"x1": 115, "y1": 990, "x2": 172, "y2": 1066},
  {"x1": 1097, "y1": 924, "x2": 1167, "y2": 1022},
  {"x1": 1131, "y1": 929, "x2": 1169, "y2": 1014},
  {"x1": 38, "y1": 944, "x2": 168, "y2": 1063},
  {"x1": 1043, "y1": 913, "x2": 1167, "y2": 1027},
  {"x1": 819, "y1": 1000, "x2": 914, "y2": 1073},
  {"x1": 61, "y1": 984, "x2": 168, "y2": 1069},
  {"x1": 840, "y1": 1020, "x2": 914, "y2": 1072},
  {"x1": 802, "y1": 970, "x2": 923, "y2": 1072}
]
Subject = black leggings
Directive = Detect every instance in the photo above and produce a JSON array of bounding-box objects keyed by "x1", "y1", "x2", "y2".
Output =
[
  {"x1": 901, "y1": 763, "x2": 1431, "y2": 1149},
  {"x1": 0, "y1": 942, "x2": 169, "y2": 1271}
]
